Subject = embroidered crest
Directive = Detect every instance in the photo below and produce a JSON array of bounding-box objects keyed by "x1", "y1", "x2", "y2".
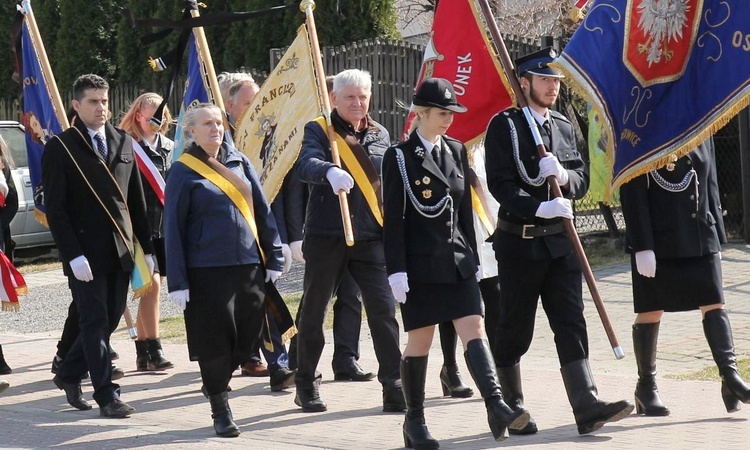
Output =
[
  {"x1": 444, "y1": 88, "x2": 452, "y2": 100},
  {"x1": 414, "y1": 146, "x2": 426, "y2": 158},
  {"x1": 422, "y1": 189, "x2": 432, "y2": 199},
  {"x1": 422, "y1": 176, "x2": 431, "y2": 184}
]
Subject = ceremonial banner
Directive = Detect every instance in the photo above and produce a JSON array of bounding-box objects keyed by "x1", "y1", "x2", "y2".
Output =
[
  {"x1": 553, "y1": 0, "x2": 750, "y2": 199},
  {"x1": 403, "y1": 0, "x2": 515, "y2": 146},
  {"x1": 581, "y1": 105, "x2": 620, "y2": 204},
  {"x1": 173, "y1": 35, "x2": 212, "y2": 159},
  {"x1": 234, "y1": 24, "x2": 321, "y2": 202},
  {"x1": 19, "y1": 20, "x2": 64, "y2": 223}
]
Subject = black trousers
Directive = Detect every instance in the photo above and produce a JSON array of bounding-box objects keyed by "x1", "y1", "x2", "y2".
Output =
[
  {"x1": 479, "y1": 276, "x2": 502, "y2": 352},
  {"x1": 57, "y1": 301, "x2": 79, "y2": 358},
  {"x1": 493, "y1": 251, "x2": 588, "y2": 367},
  {"x1": 56, "y1": 272, "x2": 129, "y2": 407},
  {"x1": 331, "y1": 270, "x2": 363, "y2": 369},
  {"x1": 295, "y1": 235, "x2": 401, "y2": 390}
]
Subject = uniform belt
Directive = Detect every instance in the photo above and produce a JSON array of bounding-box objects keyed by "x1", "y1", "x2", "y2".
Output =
[{"x1": 497, "y1": 218, "x2": 565, "y2": 239}]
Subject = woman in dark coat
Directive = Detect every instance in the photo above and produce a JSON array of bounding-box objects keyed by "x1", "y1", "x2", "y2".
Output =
[
  {"x1": 165, "y1": 103, "x2": 284, "y2": 437},
  {"x1": 382, "y1": 78, "x2": 529, "y2": 449},
  {"x1": 621, "y1": 137, "x2": 750, "y2": 416}
]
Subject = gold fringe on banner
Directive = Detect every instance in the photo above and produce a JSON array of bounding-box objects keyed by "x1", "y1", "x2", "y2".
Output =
[
  {"x1": 34, "y1": 208, "x2": 47, "y2": 227},
  {"x1": 2, "y1": 301, "x2": 19, "y2": 312}
]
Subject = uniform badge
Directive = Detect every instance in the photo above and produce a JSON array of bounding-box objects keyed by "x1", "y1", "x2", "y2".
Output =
[
  {"x1": 415, "y1": 180, "x2": 421, "y2": 186},
  {"x1": 422, "y1": 176, "x2": 431, "y2": 184},
  {"x1": 414, "y1": 146, "x2": 425, "y2": 158},
  {"x1": 422, "y1": 189, "x2": 432, "y2": 199},
  {"x1": 444, "y1": 88, "x2": 452, "y2": 99},
  {"x1": 666, "y1": 153, "x2": 678, "y2": 172}
]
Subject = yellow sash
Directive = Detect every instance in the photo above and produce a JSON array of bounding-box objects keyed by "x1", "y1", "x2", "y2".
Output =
[
  {"x1": 471, "y1": 186, "x2": 495, "y2": 235},
  {"x1": 313, "y1": 117, "x2": 383, "y2": 226}
]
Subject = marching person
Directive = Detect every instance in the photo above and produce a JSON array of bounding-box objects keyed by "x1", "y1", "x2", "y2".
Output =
[
  {"x1": 165, "y1": 103, "x2": 284, "y2": 437},
  {"x1": 42, "y1": 74, "x2": 155, "y2": 418},
  {"x1": 0, "y1": 133, "x2": 18, "y2": 392},
  {"x1": 293, "y1": 69, "x2": 403, "y2": 413},
  {"x1": 484, "y1": 48, "x2": 632, "y2": 435},
  {"x1": 620, "y1": 138, "x2": 750, "y2": 415},
  {"x1": 118, "y1": 93, "x2": 174, "y2": 372},
  {"x1": 383, "y1": 78, "x2": 529, "y2": 448}
]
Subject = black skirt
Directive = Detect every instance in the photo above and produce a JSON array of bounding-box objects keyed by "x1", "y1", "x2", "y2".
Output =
[
  {"x1": 184, "y1": 264, "x2": 265, "y2": 362},
  {"x1": 631, "y1": 253, "x2": 723, "y2": 313},
  {"x1": 400, "y1": 273, "x2": 483, "y2": 331}
]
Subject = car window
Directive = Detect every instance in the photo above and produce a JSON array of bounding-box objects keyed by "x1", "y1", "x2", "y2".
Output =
[{"x1": 0, "y1": 127, "x2": 28, "y2": 168}]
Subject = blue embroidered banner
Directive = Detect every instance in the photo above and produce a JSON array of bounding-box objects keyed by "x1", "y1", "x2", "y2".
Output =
[
  {"x1": 173, "y1": 35, "x2": 211, "y2": 159},
  {"x1": 553, "y1": 0, "x2": 750, "y2": 199}
]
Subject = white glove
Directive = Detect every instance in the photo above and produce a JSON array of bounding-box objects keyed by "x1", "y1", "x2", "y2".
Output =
[
  {"x1": 0, "y1": 171, "x2": 8, "y2": 197},
  {"x1": 326, "y1": 167, "x2": 354, "y2": 194},
  {"x1": 265, "y1": 269, "x2": 282, "y2": 283},
  {"x1": 635, "y1": 250, "x2": 657, "y2": 278},
  {"x1": 144, "y1": 254, "x2": 156, "y2": 276},
  {"x1": 539, "y1": 154, "x2": 569, "y2": 185},
  {"x1": 281, "y1": 244, "x2": 292, "y2": 273},
  {"x1": 535, "y1": 197, "x2": 573, "y2": 219},
  {"x1": 69, "y1": 255, "x2": 93, "y2": 282},
  {"x1": 290, "y1": 240, "x2": 305, "y2": 263},
  {"x1": 388, "y1": 272, "x2": 409, "y2": 304},
  {"x1": 476, "y1": 270, "x2": 482, "y2": 281},
  {"x1": 169, "y1": 289, "x2": 190, "y2": 310}
]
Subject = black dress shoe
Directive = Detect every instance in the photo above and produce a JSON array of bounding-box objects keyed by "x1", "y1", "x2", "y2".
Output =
[
  {"x1": 294, "y1": 388, "x2": 327, "y2": 412},
  {"x1": 111, "y1": 366, "x2": 125, "y2": 381},
  {"x1": 100, "y1": 398, "x2": 135, "y2": 418},
  {"x1": 51, "y1": 355, "x2": 62, "y2": 374},
  {"x1": 53, "y1": 375, "x2": 92, "y2": 411},
  {"x1": 383, "y1": 386, "x2": 407, "y2": 412},
  {"x1": 108, "y1": 342, "x2": 119, "y2": 361},
  {"x1": 333, "y1": 361, "x2": 376, "y2": 382},
  {"x1": 270, "y1": 368, "x2": 296, "y2": 392}
]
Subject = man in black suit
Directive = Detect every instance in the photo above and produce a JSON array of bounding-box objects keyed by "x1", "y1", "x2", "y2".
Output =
[
  {"x1": 43, "y1": 74, "x2": 154, "y2": 418},
  {"x1": 484, "y1": 49, "x2": 632, "y2": 435}
]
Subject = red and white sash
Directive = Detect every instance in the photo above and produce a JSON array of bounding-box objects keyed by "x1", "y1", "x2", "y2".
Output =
[{"x1": 132, "y1": 138, "x2": 165, "y2": 205}]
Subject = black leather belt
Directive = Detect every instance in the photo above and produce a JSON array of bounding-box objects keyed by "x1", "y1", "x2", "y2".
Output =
[{"x1": 497, "y1": 218, "x2": 565, "y2": 239}]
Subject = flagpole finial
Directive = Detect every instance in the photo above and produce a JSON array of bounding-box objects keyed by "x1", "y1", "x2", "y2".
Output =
[
  {"x1": 21, "y1": 0, "x2": 32, "y2": 14},
  {"x1": 300, "y1": 0, "x2": 315, "y2": 13}
]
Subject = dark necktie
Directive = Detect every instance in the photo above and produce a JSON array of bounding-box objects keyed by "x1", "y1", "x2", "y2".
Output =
[
  {"x1": 94, "y1": 132, "x2": 107, "y2": 161},
  {"x1": 541, "y1": 120, "x2": 552, "y2": 152},
  {"x1": 432, "y1": 145, "x2": 442, "y2": 172}
]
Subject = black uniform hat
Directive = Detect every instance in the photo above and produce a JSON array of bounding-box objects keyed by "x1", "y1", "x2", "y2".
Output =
[
  {"x1": 413, "y1": 78, "x2": 467, "y2": 113},
  {"x1": 515, "y1": 47, "x2": 564, "y2": 78}
]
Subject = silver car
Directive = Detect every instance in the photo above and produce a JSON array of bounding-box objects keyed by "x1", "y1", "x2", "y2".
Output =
[{"x1": 0, "y1": 120, "x2": 54, "y2": 250}]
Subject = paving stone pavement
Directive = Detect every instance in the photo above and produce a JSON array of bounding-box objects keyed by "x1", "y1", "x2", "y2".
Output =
[{"x1": 2, "y1": 244, "x2": 750, "y2": 449}]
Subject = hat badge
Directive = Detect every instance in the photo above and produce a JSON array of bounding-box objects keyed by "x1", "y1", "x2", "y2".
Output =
[{"x1": 444, "y1": 88, "x2": 452, "y2": 100}]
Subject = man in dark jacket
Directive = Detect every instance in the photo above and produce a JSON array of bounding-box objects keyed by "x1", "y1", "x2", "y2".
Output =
[
  {"x1": 42, "y1": 74, "x2": 154, "y2": 418},
  {"x1": 293, "y1": 69, "x2": 403, "y2": 413}
]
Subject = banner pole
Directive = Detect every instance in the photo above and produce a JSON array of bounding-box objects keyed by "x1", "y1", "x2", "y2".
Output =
[{"x1": 189, "y1": 5, "x2": 229, "y2": 129}]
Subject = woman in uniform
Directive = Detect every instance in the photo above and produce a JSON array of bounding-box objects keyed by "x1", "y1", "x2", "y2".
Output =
[
  {"x1": 382, "y1": 78, "x2": 529, "y2": 449},
  {"x1": 621, "y1": 137, "x2": 750, "y2": 416}
]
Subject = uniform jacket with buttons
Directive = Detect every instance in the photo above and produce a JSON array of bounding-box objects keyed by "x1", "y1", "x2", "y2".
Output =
[
  {"x1": 620, "y1": 138, "x2": 726, "y2": 258},
  {"x1": 382, "y1": 131, "x2": 478, "y2": 284},
  {"x1": 485, "y1": 107, "x2": 589, "y2": 260}
]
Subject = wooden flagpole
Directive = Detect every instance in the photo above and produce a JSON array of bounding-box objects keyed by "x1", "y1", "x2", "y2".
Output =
[
  {"x1": 189, "y1": 4, "x2": 229, "y2": 129},
  {"x1": 300, "y1": 0, "x2": 355, "y2": 246},
  {"x1": 477, "y1": 0, "x2": 624, "y2": 359}
]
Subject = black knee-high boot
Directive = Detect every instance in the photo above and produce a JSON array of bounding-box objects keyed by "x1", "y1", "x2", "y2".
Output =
[
  {"x1": 703, "y1": 308, "x2": 750, "y2": 412},
  {"x1": 560, "y1": 359, "x2": 634, "y2": 435},
  {"x1": 632, "y1": 322, "x2": 670, "y2": 416},
  {"x1": 401, "y1": 356, "x2": 439, "y2": 450},
  {"x1": 208, "y1": 392, "x2": 240, "y2": 437},
  {"x1": 464, "y1": 339, "x2": 529, "y2": 441},
  {"x1": 497, "y1": 364, "x2": 538, "y2": 435},
  {"x1": 200, "y1": 356, "x2": 239, "y2": 437},
  {"x1": 438, "y1": 322, "x2": 473, "y2": 398}
]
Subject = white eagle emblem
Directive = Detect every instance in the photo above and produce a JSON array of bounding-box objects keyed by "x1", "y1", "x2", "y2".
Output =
[{"x1": 637, "y1": 0, "x2": 690, "y2": 66}]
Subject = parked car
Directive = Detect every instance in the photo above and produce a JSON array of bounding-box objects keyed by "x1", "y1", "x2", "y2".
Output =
[{"x1": 0, "y1": 120, "x2": 54, "y2": 250}]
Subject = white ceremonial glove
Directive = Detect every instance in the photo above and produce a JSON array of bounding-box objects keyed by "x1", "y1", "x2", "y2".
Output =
[
  {"x1": 388, "y1": 272, "x2": 410, "y2": 304},
  {"x1": 0, "y1": 171, "x2": 8, "y2": 198},
  {"x1": 476, "y1": 269, "x2": 482, "y2": 281},
  {"x1": 535, "y1": 197, "x2": 574, "y2": 220},
  {"x1": 281, "y1": 244, "x2": 293, "y2": 273},
  {"x1": 539, "y1": 154, "x2": 569, "y2": 185},
  {"x1": 69, "y1": 255, "x2": 93, "y2": 282},
  {"x1": 718, "y1": 251, "x2": 722, "y2": 261},
  {"x1": 290, "y1": 240, "x2": 305, "y2": 263},
  {"x1": 635, "y1": 250, "x2": 657, "y2": 278},
  {"x1": 169, "y1": 289, "x2": 190, "y2": 310},
  {"x1": 144, "y1": 254, "x2": 156, "y2": 276},
  {"x1": 265, "y1": 269, "x2": 282, "y2": 283},
  {"x1": 326, "y1": 166, "x2": 354, "y2": 194}
]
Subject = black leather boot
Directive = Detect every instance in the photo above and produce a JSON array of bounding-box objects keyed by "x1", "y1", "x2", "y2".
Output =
[
  {"x1": 464, "y1": 339, "x2": 529, "y2": 441},
  {"x1": 295, "y1": 376, "x2": 327, "y2": 412},
  {"x1": 703, "y1": 308, "x2": 750, "y2": 412},
  {"x1": 560, "y1": 359, "x2": 634, "y2": 434},
  {"x1": 402, "y1": 356, "x2": 439, "y2": 450},
  {"x1": 497, "y1": 364, "x2": 538, "y2": 435},
  {"x1": 439, "y1": 364, "x2": 474, "y2": 398},
  {"x1": 0, "y1": 345, "x2": 11, "y2": 375},
  {"x1": 632, "y1": 322, "x2": 670, "y2": 416},
  {"x1": 208, "y1": 392, "x2": 240, "y2": 437},
  {"x1": 135, "y1": 340, "x2": 149, "y2": 371},
  {"x1": 147, "y1": 338, "x2": 174, "y2": 371}
]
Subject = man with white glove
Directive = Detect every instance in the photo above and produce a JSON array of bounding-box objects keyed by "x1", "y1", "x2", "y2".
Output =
[
  {"x1": 169, "y1": 289, "x2": 189, "y2": 310},
  {"x1": 535, "y1": 197, "x2": 574, "y2": 220},
  {"x1": 388, "y1": 272, "x2": 409, "y2": 304},
  {"x1": 265, "y1": 269, "x2": 283, "y2": 284},
  {"x1": 634, "y1": 250, "x2": 656, "y2": 278},
  {"x1": 281, "y1": 244, "x2": 293, "y2": 273},
  {"x1": 289, "y1": 240, "x2": 305, "y2": 263},
  {"x1": 539, "y1": 153, "x2": 569, "y2": 186},
  {"x1": 69, "y1": 255, "x2": 94, "y2": 282},
  {"x1": 326, "y1": 166, "x2": 354, "y2": 194}
]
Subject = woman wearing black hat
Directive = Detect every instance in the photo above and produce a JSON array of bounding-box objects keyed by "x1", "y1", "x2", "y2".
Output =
[{"x1": 382, "y1": 78, "x2": 529, "y2": 449}]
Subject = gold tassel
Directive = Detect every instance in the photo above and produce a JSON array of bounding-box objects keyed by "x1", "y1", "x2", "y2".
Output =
[
  {"x1": 15, "y1": 286, "x2": 28, "y2": 296},
  {"x1": 1, "y1": 301, "x2": 19, "y2": 312},
  {"x1": 34, "y1": 209, "x2": 48, "y2": 227},
  {"x1": 131, "y1": 280, "x2": 153, "y2": 300}
]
